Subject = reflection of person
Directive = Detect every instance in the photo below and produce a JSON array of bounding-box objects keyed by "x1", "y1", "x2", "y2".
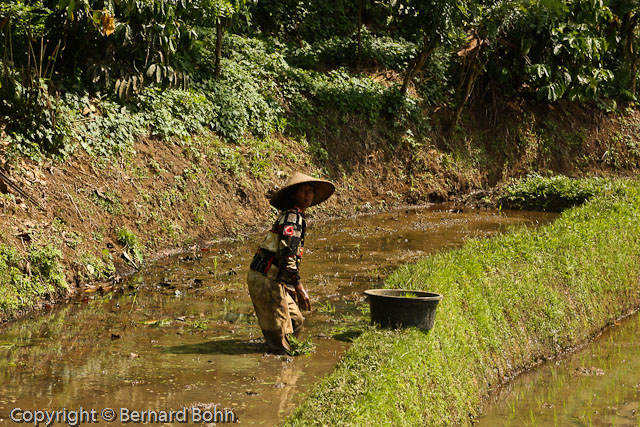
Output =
[{"x1": 247, "y1": 172, "x2": 335, "y2": 354}]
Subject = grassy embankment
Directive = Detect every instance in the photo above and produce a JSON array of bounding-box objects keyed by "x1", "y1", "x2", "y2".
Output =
[{"x1": 286, "y1": 176, "x2": 640, "y2": 426}]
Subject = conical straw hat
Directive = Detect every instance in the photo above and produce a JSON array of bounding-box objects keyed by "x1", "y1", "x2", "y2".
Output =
[{"x1": 270, "y1": 172, "x2": 335, "y2": 210}]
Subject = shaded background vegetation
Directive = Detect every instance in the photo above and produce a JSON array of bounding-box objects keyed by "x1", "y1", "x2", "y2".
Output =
[{"x1": 1, "y1": 0, "x2": 640, "y2": 162}]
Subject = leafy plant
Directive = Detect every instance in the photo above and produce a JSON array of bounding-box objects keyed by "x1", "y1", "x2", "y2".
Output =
[
  {"x1": 287, "y1": 32, "x2": 417, "y2": 70},
  {"x1": 317, "y1": 301, "x2": 336, "y2": 314},
  {"x1": 0, "y1": 243, "x2": 67, "y2": 314},
  {"x1": 90, "y1": 190, "x2": 123, "y2": 215},
  {"x1": 287, "y1": 335, "x2": 316, "y2": 356},
  {"x1": 75, "y1": 251, "x2": 115, "y2": 282},
  {"x1": 116, "y1": 226, "x2": 143, "y2": 265}
]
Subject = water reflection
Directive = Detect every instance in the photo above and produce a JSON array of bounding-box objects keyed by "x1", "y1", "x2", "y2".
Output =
[{"x1": 477, "y1": 313, "x2": 640, "y2": 427}]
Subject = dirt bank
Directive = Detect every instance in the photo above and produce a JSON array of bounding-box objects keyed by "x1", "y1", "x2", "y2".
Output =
[{"x1": 1, "y1": 101, "x2": 639, "y2": 321}]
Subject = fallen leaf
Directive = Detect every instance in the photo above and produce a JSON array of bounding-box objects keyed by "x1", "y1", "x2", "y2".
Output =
[{"x1": 122, "y1": 250, "x2": 138, "y2": 268}]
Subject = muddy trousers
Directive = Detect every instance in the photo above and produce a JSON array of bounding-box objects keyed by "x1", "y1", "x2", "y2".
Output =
[{"x1": 247, "y1": 269, "x2": 304, "y2": 353}]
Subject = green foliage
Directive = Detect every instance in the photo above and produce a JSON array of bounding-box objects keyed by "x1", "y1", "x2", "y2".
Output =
[
  {"x1": 286, "y1": 335, "x2": 316, "y2": 356},
  {"x1": 498, "y1": 174, "x2": 627, "y2": 211},
  {"x1": 28, "y1": 245, "x2": 66, "y2": 290},
  {"x1": 116, "y1": 226, "x2": 144, "y2": 264},
  {"x1": 286, "y1": 178, "x2": 640, "y2": 425},
  {"x1": 524, "y1": 1, "x2": 616, "y2": 101},
  {"x1": 90, "y1": 190, "x2": 123, "y2": 215},
  {"x1": 484, "y1": 0, "x2": 638, "y2": 102},
  {"x1": 0, "y1": 2, "x2": 68, "y2": 159},
  {"x1": 391, "y1": 0, "x2": 466, "y2": 47},
  {"x1": 135, "y1": 87, "x2": 214, "y2": 141},
  {"x1": 57, "y1": 0, "x2": 201, "y2": 92},
  {"x1": 167, "y1": 34, "x2": 287, "y2": 140},
  {"x1": 415, "y1": 47, "x2": 455, "y2": 104},
  {"x1": 2, "y1": 0, "x2": 640, "y2": 158},
  {"x1": 0, "y1": 243, "x2": 67, "y2": 315},
  {"x1": 2, "y1": 89, "x2": 74, "y2": 160},
  {"x1": 205, "y1": 66, "x2": 280, "y2": 139},
  {"x1": 75, "y1": 251, "x2": 115, "y2": 282},
  {"x1": 287, "y1": 33, "x2": 417, "y2": 70},
  {"x1": 251, "y1": 0, "x2": 360, "y2": 43},
  {"x1": 0, "y1": 0, "x2": 256, "y2": 158},
  {"x1": 116, "y1": 226, "x2": 139, "y2": 249},
  {"x1": 66, "y1": 94, "x2": 145, "y2": 156},
  {"x1": 282, "y1": 66, "x2": 421, "y2": 133}
]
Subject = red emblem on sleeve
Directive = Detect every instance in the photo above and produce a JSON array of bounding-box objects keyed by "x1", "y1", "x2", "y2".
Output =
[{"x1": 283, "y1": 225, "x2": 294, "y2": 236}]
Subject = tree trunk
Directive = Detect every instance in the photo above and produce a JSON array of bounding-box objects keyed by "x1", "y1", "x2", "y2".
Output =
[
  {"x1": 630, "y1": 13, "x2": 639, "y2": 97},
  {"x1": 451, "y1": 59, "x2": 481, "y2": 129},
  {"x1": 401, "y1": 35, "x2": 436, "y2": 95},
  {"x1": 622, "y1": 12, "x2": 639, "y2": 97},
  {"x1": 632, "y1": 56, "x2": 638, "y2": 97},
  {"x1": 214, "y1": 18, "x2": 224, "y2": 80},
  {"x1": 357, "y1": 0, "x2": 363, "y2": 65}
]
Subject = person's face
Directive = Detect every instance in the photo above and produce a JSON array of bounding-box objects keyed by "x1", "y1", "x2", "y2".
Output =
[{"x1": 292, "y1": 184, "x2": 315, "y2": 210}]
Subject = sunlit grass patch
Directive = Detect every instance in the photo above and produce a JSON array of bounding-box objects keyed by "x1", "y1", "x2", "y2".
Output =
[{"x1": 497, "y1": 174, "x2": 627, "y2": 211}]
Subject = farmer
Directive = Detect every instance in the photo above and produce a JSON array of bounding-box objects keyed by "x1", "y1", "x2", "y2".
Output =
[{"x1": 247, "y1": 172, "x2": 335, "y2": 354}]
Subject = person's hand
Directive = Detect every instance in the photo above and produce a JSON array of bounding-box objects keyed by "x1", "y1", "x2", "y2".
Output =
[
  {"x1": 285, "y1": 286, "x2": 297, "y2": 300},
  {"x1": 295, "y1": 283, "x2": 311, "y2": 311}
]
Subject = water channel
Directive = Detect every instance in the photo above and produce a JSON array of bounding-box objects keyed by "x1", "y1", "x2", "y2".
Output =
[
  {"x1": 477, "y1": 311, "x2": 640, "y2": 427},
  {"x1": 0, "y1": 205, "x2": 555, "y2": 426}
]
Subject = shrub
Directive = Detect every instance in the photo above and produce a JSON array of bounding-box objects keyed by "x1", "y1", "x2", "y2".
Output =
[
  {"x1": 287, "y1": 33, "x2": 417, "y2": 70},
  {"x1": 0, "y1": 244, "x2": 67, "y2": 314}
]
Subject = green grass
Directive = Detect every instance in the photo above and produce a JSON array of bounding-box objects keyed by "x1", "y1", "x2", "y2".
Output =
[
  {"x1": 497, "y1": 174, "x2": 627, "y2": 211},
  {"x1": 286, "y1": 178, "x2": 640, "y2": 426}
]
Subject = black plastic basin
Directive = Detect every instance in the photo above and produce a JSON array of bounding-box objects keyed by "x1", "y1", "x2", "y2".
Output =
[{"x1": 364, "y1": 289, "x2": 443, "y2": 331}]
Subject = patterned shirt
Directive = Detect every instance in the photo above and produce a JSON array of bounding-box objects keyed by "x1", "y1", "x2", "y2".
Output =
[{"x1": 250, "y1": 207, "x2": 306, "y2": 286}]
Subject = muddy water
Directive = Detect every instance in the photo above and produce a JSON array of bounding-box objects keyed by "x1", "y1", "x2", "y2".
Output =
[
  {"x1": 0, "y1": 205, "x2": 553, "y2": 426},
  {"x1": 477, "y1": 312, "x2": 640, "y2": 427}
]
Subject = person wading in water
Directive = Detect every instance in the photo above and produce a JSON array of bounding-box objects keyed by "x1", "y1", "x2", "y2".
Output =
[{"x1": 247, "y1": 172, "x2": 335, "y2": 354}]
